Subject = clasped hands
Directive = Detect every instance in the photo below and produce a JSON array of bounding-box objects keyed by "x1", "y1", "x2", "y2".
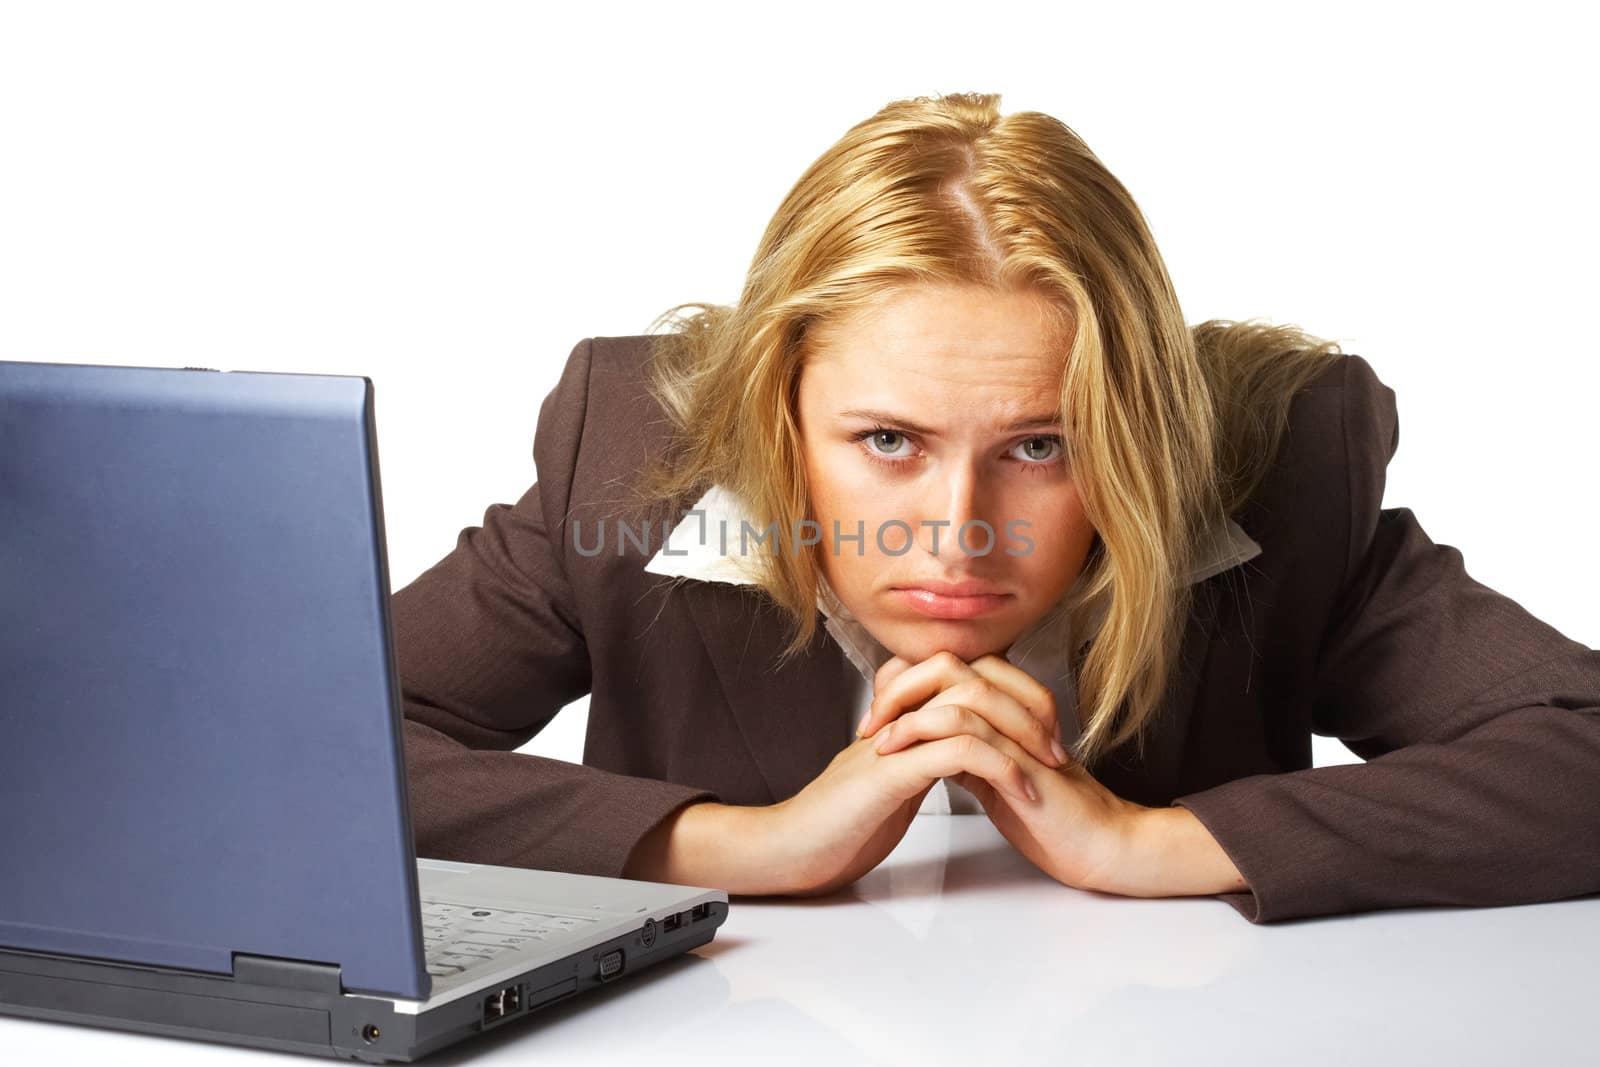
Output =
[
  {"x1": 769, "y1": 648, "x2": 1245, "y2": 900},
  {"x1": 855, "y1": 650, "x2": 1146, "y2": 894}
]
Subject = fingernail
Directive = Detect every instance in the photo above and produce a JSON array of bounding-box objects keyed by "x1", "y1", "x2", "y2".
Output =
[
  {"x1": 874, "y1": 725, "x2": 893, "y2": 751},
  {"x1": 856, "y1": 712, "x2": 871, "y2": 737},
  {"x1": 1050, "y1": 739, "x2": 1068, "y2": 765},
  {"x1": 1023, "y1": 780, "x2": 1039, "y2": 803}
]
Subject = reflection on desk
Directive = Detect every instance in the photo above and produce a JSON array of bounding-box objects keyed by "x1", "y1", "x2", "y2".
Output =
[{"x1": 1, "y1": 815, "x2": 1592, "y2": 1066}]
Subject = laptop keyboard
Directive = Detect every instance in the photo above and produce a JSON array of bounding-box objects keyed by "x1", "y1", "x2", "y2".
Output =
[{"x1": 421, "y1": 901, "x2": 601, "y2": 979}]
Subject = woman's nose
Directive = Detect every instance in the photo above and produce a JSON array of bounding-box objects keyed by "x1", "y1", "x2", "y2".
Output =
[{"x1": 916, "y1": 464, "x2": 992, "y2": 560}]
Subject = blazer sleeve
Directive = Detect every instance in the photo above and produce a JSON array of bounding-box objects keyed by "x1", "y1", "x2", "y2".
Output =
[
  {"x1": 1174, "y1": 355, "x2": 1600, "y2": 922},
  {"x1": 392, "y1": 337, "x2": 720, "y2": 879}
]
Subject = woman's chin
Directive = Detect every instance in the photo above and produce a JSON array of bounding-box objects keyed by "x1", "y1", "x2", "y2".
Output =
[{"x1": 875, "y1": 618, "x2": 1011, "y2": 665}]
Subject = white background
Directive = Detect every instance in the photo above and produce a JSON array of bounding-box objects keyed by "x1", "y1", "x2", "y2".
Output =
[{"x1": 2, "y1": 0, "x2": 1594, "y2": 778}]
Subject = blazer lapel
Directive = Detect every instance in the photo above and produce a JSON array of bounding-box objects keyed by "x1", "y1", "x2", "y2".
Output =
[{"x1": 680, "y1": 580, "x2": 860, "y2": 805}]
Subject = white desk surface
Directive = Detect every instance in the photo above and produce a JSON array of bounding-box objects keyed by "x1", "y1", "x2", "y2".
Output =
[{"x1": 2, "y1": 815, "x2": 1592, "y2": 1066}]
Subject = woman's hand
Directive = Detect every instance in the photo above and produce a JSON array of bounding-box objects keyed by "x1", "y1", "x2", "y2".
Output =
[
  {"x1": 858, "y1": 650, "x2": 1150, "y2": 894},
  {"x1": 856, "y1": 650, "x2": 1071, "y2": 766},
  {"x1": 768, "y1": 699, "x2": 1047, "y2": 897}
]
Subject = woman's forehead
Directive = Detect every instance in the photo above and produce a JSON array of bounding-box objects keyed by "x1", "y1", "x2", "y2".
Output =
[
  {"x1": 803, "y1": 283, "x2": 1070, "y2": 376},
  {"x1": 801, "y1": 329, "x2": 1066, "y2": 407},
  {"x1": 800, "y1": 355, "x2": 1065, "y2": 437}
]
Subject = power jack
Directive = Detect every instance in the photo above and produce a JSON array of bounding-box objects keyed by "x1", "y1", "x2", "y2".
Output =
[{"x1": 482, "y1": 984, "x2": 523, "y2": 1025}]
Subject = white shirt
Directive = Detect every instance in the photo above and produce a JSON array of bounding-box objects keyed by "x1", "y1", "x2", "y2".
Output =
[{"x1": 643, "y1": 483, "x2": 1262, "y2": 814}]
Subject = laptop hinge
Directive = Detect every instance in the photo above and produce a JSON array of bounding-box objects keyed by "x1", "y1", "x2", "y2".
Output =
[{"x1": 231, "y1": 951, "x2": 343, "y2": 994}]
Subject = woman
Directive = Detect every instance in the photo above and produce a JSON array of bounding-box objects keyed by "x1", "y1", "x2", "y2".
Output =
[{"x1": 394, "y1": 92, "x2": 1600, "y2": 923}]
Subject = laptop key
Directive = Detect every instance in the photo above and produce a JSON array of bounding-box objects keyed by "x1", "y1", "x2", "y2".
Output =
[
  {"x1": 500, "y1": 913, "x2": 579, "y2": 932},
  {"x1": 456, "y1": 932, "x2": 535, "y2": 950},
  {"x1": 521, "y1": 910, "x2": 595, "y2": 924},
  {"x1": 442, "y1": 940, "x2": 509, "y2": 958},
  {"x1": 461, "y1": 920, "x2": 536, "y2": 937}
]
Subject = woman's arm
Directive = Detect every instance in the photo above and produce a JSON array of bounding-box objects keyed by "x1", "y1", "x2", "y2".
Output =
[
  {"x1": 1170, "y1": 356, "x2": 1600, "y2": 922},
  {"x1": 622, "y1": 801, "x2": 797, "y2": 893},
  {"x1": 1086, "y1": 806, "x2": 1248, "y2": 898}
]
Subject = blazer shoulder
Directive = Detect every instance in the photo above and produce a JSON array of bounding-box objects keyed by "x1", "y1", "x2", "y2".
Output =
[
  {"x1": 1225, "y1": 351, "x2": 1401, "y2": 608},
  {"x1": 532, "y1": 334, "x2": 695, "y2": 582},
  {"x1": 1257, "y1": 350, "x2": 1400, "y2": 505},
  {"x1": 568, "y1": 335, "x2": 681, "y2": 508},
  {"x1": 535, "y1": 333, "x2": 664, "y2": 429},
  {"x1": 533, "y1": 334, "x2": 677, "y2": 495},
  {"x1": 1333, "y1": 353, "x2": 1401, "y2": 572},
  {"x1": 578, "y1": 334, "x2": 676, "y2": 429},
  {"x1": 588, "y1": 333, "x2": 664, "y2": 369}
]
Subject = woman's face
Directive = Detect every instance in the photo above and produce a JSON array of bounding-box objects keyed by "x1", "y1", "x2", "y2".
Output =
[{"x1": 795, "y1": 282, "x2": 1096, "y2": 664}]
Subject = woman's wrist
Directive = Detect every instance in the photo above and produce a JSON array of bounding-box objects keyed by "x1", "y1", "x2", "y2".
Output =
[
  {"x1": 622, "y1": 800, "x2": 795, "y2": 894},
  {"x1": 1093, "y1": 804, "x2": 1250, "y2": 899}
]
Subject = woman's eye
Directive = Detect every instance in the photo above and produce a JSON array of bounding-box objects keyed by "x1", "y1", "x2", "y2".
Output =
[
  {"x1": 850, "y1": 427, "x2": 1064, "y2": 472},
  {"x1": 859, "y1": 428, "x2": 913, "y2": 458},
  {"x1": 1013, "y1": 436, "x2": 1062, "y2": 464}
]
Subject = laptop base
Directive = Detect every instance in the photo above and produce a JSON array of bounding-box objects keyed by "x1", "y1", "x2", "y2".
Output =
[{"x1": 0, "y1": 900, "x2": 727, "y2": 1062}]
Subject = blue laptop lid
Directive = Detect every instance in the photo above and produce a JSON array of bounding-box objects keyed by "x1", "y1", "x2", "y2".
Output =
[{"x1": 0, "y1": 360, "x2": 429, "y2": 1001}]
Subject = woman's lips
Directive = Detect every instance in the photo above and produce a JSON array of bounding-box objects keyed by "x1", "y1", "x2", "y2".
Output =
[{"x1": 892, "y1": 587, "x2": 1013, "y2": 620}]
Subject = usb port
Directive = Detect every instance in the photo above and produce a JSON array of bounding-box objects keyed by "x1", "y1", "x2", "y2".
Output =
[
  {"x1": 690, "y1": 903, "x2": 710, "y2": 922},
  {"x1": 482, "y1": 984, "x2": 523, "y2": 1025},
  {"x1": 662, "y1": 912, "x2": 682, "y2": 932}
]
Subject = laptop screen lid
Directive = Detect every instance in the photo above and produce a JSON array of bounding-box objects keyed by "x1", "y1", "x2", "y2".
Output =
[{"x1": 0, "y1": 360, "x2": 429, "y2": 1001}]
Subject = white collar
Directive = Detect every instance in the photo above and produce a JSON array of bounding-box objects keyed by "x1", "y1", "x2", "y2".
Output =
[{"x1": 643, "y1": 483, "x2": 1262, "y2": 687}]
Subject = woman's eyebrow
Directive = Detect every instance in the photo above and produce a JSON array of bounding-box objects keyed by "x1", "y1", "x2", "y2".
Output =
[{"x1": 838, "y1": 408, "x2": 1063, "y2": 436}]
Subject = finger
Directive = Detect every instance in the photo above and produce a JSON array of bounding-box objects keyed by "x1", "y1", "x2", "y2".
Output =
[
  {"x1": 874, "y1": 655, "x2": 914, "y2": 692},
  {"x1": 879, "y1": 732, "x2": 1038, "y2": 805},
  {"x1": 943, "y1": 677, "x2": 1064, "y2": 767},
  {"x1": 875, "y1": 702, "x2": 999, "y2": 755},
  {"x1": 863, "y1": 653, "x2": 1067, "y2": 769},
  {"x1": 858, "y1": 655, "x2": 915, "y2": 737},
  {"x1": 858, "y1": 650, "x2": 974, "y2": 739},
  {"x1": 877, "y1": 693, "x2": 1064, "y2": 770},
  {"x1": 965, "y1": 654, "x2": 1064, "y2": 744}
]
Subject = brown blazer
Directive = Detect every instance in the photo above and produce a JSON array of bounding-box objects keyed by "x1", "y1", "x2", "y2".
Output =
[{"x1": 393, "y1": 335, "x2": 1600, "y2": 924}]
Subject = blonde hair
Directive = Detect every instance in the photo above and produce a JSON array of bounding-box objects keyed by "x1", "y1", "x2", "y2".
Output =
[{"x1": 625, "y1": 92, "x2": 1342, "y2": 768}]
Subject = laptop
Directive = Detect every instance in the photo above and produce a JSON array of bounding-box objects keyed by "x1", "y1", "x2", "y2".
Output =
[{"x1": 0, "y1": 358, "x2": 729, "y2": 1061}]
